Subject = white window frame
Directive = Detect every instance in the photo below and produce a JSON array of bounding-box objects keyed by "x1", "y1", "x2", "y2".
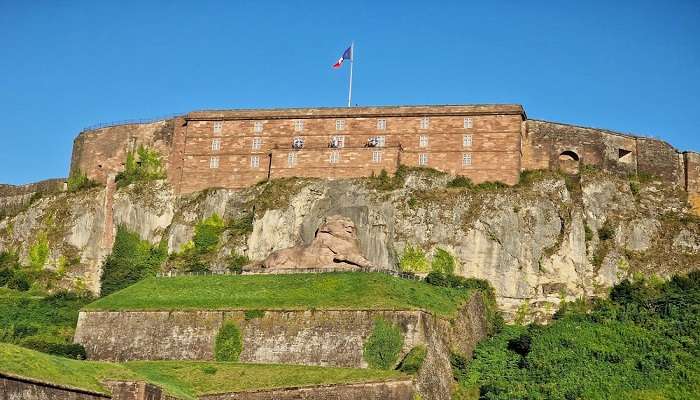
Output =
[
  {"x1": 331, "y1": 135, "x2": 345, "y2": 148},
  {"x1": 213, "y1": 121, "x2": 223, "y2": 134},
  {"x1": 419, "y1": 135, "x2": 428, "y2": 148},
  {"x1": 419, "y1": 117, "x2": 430, "y2": 129},
  {"x1": 418, "y1": 153, "x2": 428, "y2": 166},
  {"x1": 462, "y1": 153, "x2": 472, "y2": 167},
  {"x1": 377, "y1": 118, "x2": 386, "y2": 130},
  {"x1": 376, "y1": 136, "x2": 386, "y2": 147},
  {"x1": 287, "y1": 152, "x2": 297, "y2": 167},
  {"x1": 253, "y1": 121, "x2": 263, "y2": 132},
  {"x1": 463, "y1": 134, "x2": 473, "y2": 147},
  {"x1": 335, "y1": 119, "x2": 345, "y2": 131},
  {"x1": 294, "y1": 119, "x2": 304, "y2": 132},
  {"x1": 330, "y1": 150, "x2": 340, "y2": 164},
  {"x1": 464, "y1": 117, "x2": 473, "y2": 129},
  {"x1": 372, "y1": 150, "x2": 382, "y2": 163},
  {"x1": 209, "y1": 156, "x2": 219, "y2": 169},
  {"x1": 252, "y1": 137, "x2": 262, "y2": 150},
  {"x1": 250, "y1": 155, "x2": 260, "y2": 169},
  {"x1": 211, "y1": 139, "x2": 221, "y2": 151}
]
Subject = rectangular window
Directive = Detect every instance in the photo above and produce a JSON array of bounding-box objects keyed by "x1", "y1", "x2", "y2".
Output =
[
  {"x1": 330, "y1": 150, "x2": 340, "y2": 164},
  {"x1": 372, "y1": 151, "x2": 382, "y2": 163},
  {"x1": 419, "y1": 153, "x2": 428, "y2": 166},
  {"x1": 209, "y1": 156, "x2": 219, "y2": 169},
  {"x1": 294, "y1": 120, "x2": 304, "y2": 131},
  {"x1": 463, "y1": 134, "x2": 473, "y2": 147},
  {"x1": 376, "y1": 136, "x2": 386, "y2": 147},
  {"x1": 331, "y1": 135, "x2": 345, "y2": 148},
  {"x1": 377, "y1": 119, "x2": 386, "y2": 130},
  {"x1": 464, "y1": 117, "x2": 473, "y2": 129},
  {"x1": 335, "y1": 119, "x2": 345, "y2": 130},
  {"x1": 419, "y1": 135, "x2": 428, "y2": 148},
  {"x1": 462, "y1": 153, "x2": 472, "y2": 167},
  {"x1": 420, "y1": 117, "x2": 430, "y2": 129},
  {"x1": 252, "y1": 137, "x2": 262, "y2": 150},
  {"x1": 251, "y1": 155, "x2": 260, "y2": 169},
  {"x1": 287, "y1": 152, "x2": 297, "y2": 167},
  {"x1": 211, "y1": 139, "x2": 221, "y2": 151},
  {"x1": 254, "y1": 121, "x2": 263, "y2": 132},
  {"x1": 213, "y1": 121, "x2": 223, "y2": 134}
]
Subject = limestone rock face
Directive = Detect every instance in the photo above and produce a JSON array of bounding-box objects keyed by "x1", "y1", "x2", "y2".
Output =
[{"x1": 250, "y1": 215, "x2": 373, "y2": 272}]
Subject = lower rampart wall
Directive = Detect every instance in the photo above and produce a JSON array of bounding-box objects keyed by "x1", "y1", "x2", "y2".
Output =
[
  {"x1": 0, "y1": 373, "x2": 109, "y2": 400},
  {"x1": 74, "y1": 295, "x2": 488, "y2": 400},
  {"x1": 200, "y1": 379, "x2": 414, "y2": 400}
]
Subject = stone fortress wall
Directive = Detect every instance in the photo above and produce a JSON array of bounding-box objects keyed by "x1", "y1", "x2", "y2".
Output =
[{"x1": 67, "y1": 104, "x2": 700, "y2": 203}]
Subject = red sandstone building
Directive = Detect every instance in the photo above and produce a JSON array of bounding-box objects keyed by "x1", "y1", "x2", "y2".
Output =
[{"x1": 70, "y1": 104, "x2": 700, "y2": 210}]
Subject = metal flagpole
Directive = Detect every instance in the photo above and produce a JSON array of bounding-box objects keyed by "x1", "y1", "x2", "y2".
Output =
[{"x1": 347, "y1": 42, "x2": 354, "y2": 107}]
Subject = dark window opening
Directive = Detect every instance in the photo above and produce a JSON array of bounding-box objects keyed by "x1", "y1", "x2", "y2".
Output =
[
  {"x1": 618, "y1": 149, "x2": 633, "y2": 163},
  {"x1": 558, "y1": 150, "x2": 580, "y2": 162}
]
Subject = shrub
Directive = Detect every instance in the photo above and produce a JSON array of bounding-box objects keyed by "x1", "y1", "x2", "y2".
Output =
[
  {"x1": 66, "y1": 169, "x2": 96, "y2": 192},
  {"x1": 598, "y1": 220, "x2": 615, "y2": 241},
  {"x1": 29, "y1": 232, "x2": 49, "y2": 270},
  {"x1": 227, "y1": 253, "x2": 249, "y2": 274},
  {"x1": 214, "y1": 320, "x2": 243, "y2": 361},
  {"x1": 20, "y1": 338, "x2": 86, "y2": 359},
  {"x1": 447, "y1": 176, "x2": 473, "y2": 188},
  {"x1": 229, "y1": 213, "x2": 254, "y2": 237},
  {"x1": 201, "y1": 366, "x2": 217, "y2": 375},
  {"x1": 115, "y1": 145, "x2": 166, "y2": 188},
  {"x1": 398, "y1": 345, "x2": 427, "y2": 374},
  {"x1": 363, "y1": 318, "x2": 404, "y2": 370},
  {"x1": 399, "y1": 246, "x2": 429, "y2": 273},
  {"x1": 193, "y1": 214, "x2": 226, "y2": 253},
  {"x1": 431, "y1": 248, "x2": 456, "y2": 275},
  {"x1": 450, "y1": 352, "x2": 469, "y2": 382},
  {"x1": 100, "y1": 227, "x2": 167, "y2": 296}
]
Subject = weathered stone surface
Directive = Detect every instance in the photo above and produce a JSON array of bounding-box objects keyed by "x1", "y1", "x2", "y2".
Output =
[
  {"x1": 1, "y1": 373, "x2": 109, "y2": 400},
  {"x1": 199, "y1": 379, "x2": 414, "y2": 400},
  {"x1": 250, "y1": 215, "x2": 371, "y2": 272}
]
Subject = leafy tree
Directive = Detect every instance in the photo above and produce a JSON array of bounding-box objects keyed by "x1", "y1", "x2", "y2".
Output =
[
  {"x1": 214, "y1": 320, "x2": 242, "y2": 361},
  {"x1": 431, "y1": 248, "x2": 455, "y2": 275},
  {"x1": 363, "y1": 318, "x2": 404, "y2": 370}
]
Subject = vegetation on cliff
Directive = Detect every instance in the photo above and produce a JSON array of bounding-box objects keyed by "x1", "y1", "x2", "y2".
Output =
[
  {"x1": 0, "y1": 343, "x2": 404, "y2": 399},
  {"x1": 100, "y1": 226, "x2": 167, "y2": 296},
  {"x1": 84, "y1": 272, "x2": 476, "y2": 318},
  {"x1": 458, "y1": 271, "x2": 700, "y2": 399},
  {"x1": 115, "y1": 145, "x2": 166, "y2": 188}
]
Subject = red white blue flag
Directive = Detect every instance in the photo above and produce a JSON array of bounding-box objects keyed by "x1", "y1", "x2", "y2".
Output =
[{"x1": 332, "y1": 46, "x2": 353, "y2": 69}]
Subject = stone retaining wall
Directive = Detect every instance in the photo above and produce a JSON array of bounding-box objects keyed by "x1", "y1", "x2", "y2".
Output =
[
  {"x1": 200, "y1": 379, "x2": 414, "y2": 400},
  {"x1": 0, "y1": 373, "x2": 109, "y2": 400}
]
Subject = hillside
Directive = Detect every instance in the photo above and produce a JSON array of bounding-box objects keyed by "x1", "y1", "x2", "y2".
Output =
[{"x1": 84, "y1": 272, "x2": 475, "y2": 318}]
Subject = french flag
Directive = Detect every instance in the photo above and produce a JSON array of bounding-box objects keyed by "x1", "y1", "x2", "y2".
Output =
[{"x1": 332, "y1": 45, "x2": 353, "y2": 69}]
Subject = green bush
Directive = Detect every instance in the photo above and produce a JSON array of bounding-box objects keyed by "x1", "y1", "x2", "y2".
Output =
[
  {"x1": 399, "y1": 246, "x2": 429, "y2": 274},
  {"x1": 115, "y1": 145, "x2": 166, "y2": 188},
  {"x1": 20, "y1": 338, "x2": 86, "y2": 359},
  {"x1": 447, "y1": 176, "x2": 473, "y2": 188},
  {"x1": 100, "y1": 227, "x2": 167, "y2": 296},
  {"x1": 431, "y1": 248, "x2": 455, "y2": 275},
  {"x1": 29, "y1": 232, "x2": 50, "y2": 270},
  {"x1": 193, "y1": 214, "x2": 226, "y2": 253},
  {"x1": 463, "y1": 270, "x2": 700, "y2": 399},
  {"x1": 66, "y1": 169, "x2": 96, "y2": 192},
  {"x1": 397, "y1": 345, "x2": 427, "y2": 374},
  {"x1": 363, "y1": 318, "x2": 404, "y2": 370},
  {"x1": 214, "y1": 320, "x2": 243, "y2": 361},
  {"x1": 227, "y1": 253, "x2": 249, "y2": 274},
  {"x1": 229, "y1": 213, "x2": 254, "y2": 237}
]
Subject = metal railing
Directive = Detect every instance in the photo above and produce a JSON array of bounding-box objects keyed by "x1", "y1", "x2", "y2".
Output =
[
  {"x1": 155, "y1": 266, "x2": 420, "y2": 281},
  {"x1": 81, "y1": 113, "x2": 185, "y2": 133}
]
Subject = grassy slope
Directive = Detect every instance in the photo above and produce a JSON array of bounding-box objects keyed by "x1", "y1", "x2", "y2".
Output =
[
  {"x1": 84, "y1": 272, "x2": 473, "y2": 318},
  {"x1": 0, "y1": 344, "x2": 404, "y2": 399}
]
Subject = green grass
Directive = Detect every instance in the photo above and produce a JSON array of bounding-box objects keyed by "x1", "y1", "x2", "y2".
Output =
[
  {"x1": 0, "y1": 343, "x2": 404, "y2": 399},
  {"x1": 84, "y1": 272, "x2": 474, "y2": 318}
]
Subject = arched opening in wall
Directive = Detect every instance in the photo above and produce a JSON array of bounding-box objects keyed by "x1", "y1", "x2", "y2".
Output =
[{"x1": 558, "y1": 150, "x2": 580, "y2": 174}]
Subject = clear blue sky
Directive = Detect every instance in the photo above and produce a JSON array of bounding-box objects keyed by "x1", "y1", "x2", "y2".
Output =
[{"x1": 1, "y1": 0, "x2": 699, "y2": 184}]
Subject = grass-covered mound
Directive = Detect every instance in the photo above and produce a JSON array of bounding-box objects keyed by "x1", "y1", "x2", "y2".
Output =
[
  {"x1": 84, "y1": 272, "x2": 474, "y2": 318},
  {"x1": 458, "y1": 271, "x2": 700, "y2": 400},
  {"x1": 0, "y1": 343, "x2": 404, "y2": 399}
]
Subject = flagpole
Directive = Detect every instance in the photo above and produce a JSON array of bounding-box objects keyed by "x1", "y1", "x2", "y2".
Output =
[{"x1": 347, "y1": 41, "x2": 354, "y2": 107}]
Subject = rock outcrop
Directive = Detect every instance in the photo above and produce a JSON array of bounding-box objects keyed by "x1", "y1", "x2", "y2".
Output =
[
  {"x1": 1, "y1": 170, "x2": 698, "y2": 320},
  {"x1": 248, "y1": 215, "x2": 372, "y2": 272}
]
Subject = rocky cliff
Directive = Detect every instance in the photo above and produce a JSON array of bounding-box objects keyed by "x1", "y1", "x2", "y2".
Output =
[{"x1": 1, "y1": 169, "x2": 698, "y2": 320}]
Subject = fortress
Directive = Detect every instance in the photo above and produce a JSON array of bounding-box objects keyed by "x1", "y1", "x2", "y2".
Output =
[{"x1": 69, "y1": 104, "x2": 700, "y2": 208}]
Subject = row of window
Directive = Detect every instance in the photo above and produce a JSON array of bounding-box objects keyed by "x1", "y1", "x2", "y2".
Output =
[
  {"x1": 212, "y1": 117, "x2": 475, "y2": 133},
  {"x1": 208, "y1": 152, "x2": 474, "y2": 169},
  {"x1": 209, "y1": 134, "x2": 474, "y2": 151}
]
